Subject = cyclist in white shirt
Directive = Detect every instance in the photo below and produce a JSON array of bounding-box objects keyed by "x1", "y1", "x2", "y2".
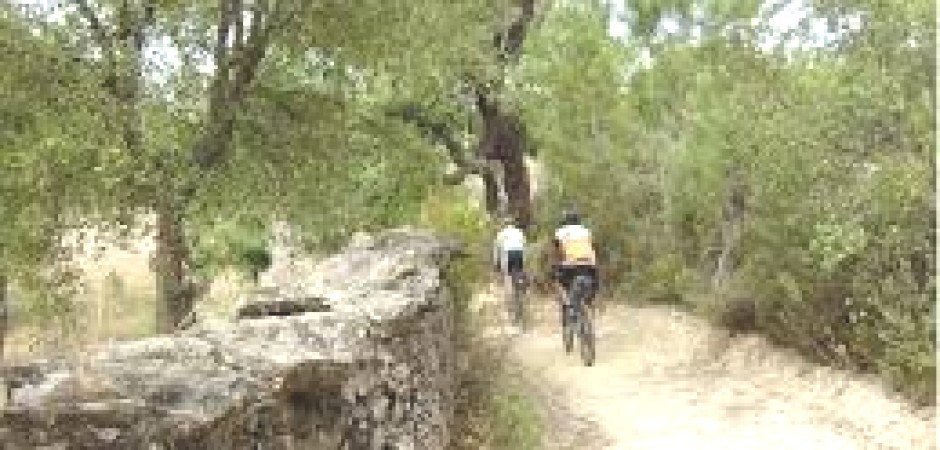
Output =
[{"x1": 493, "y1": 216, "x2": 526, "y2": 278}]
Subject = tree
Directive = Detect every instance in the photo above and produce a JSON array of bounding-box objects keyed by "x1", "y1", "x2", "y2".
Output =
[
  {"x1": 388, "y1": 0, "x2": 539, "y2": 226},
  {"x1": 0, "y1": 2, "x2": 120, "y2": 355},
  {"x1": 523, "y1": 0, "x2": 935, "y2": 402},
  {"x1": 60, "y1": 0, "x2": 504, "y2": 331},
  {"x1": 68, "y1": 0, "x2": 290, "y2": 331}
]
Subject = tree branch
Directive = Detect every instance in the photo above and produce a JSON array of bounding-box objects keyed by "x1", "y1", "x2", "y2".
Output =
[
  {"x1": 387, "y1": 103, "x2": 489, "y2": 184},
  {"x1": 497, "y1": 0, "x2": 536, "y2": 63},
  {"x1": 193, "y1": 0, "x2": 277, "y2": 171},
  {"x1": 75, "y1": 0, "x2": 119, "y2": 96},
  {"x1": 136, "y1": 0, "x2": 156, "y2": 52},
  {"x1": 264, "y1": 0, "x2": 300, "y2": 37},
  {"x1": 214, "y1": 0, "x2": 235, "y2": 89},
  {"x1": 231, "y1": 0, "x2": 270, "y2": 100},
  {"x1": 233, "y1": 0, "x2": 244, "y2": 49},
  {"x1": 505, "y1": 0, "x2": 535, "y2": 56},
  {"x1": 75, "y1": 0, "x2": 111, "y2": 48}
]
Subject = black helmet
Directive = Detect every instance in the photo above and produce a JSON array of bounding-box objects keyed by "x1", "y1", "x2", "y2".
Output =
[{"x1": 561, "y1": 207, "x2": 581, "y2": 226}]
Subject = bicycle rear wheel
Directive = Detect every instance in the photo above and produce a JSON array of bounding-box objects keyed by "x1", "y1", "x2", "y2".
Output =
[
  {"x1": 579, "y1": 305, "x2": 595, "y2": 366},
  {"x1": 562, "y1": 305, "x2": 575, "y2": 353},
  {"x1": 511, "y1": 279, "x2": 526, "y2": 330},
  {"x1": 569, "y1": 274, "x2": 595, "y2": 365}
]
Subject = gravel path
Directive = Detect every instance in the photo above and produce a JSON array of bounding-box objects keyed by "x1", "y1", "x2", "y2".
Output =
[{"x1": 475, "y1": 287, "x2": 937, "y2": 449}]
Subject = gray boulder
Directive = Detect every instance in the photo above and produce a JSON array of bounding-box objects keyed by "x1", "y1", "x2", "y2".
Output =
[{"x1": 1, "y1": 228, "x2": 461, "y2": 449}]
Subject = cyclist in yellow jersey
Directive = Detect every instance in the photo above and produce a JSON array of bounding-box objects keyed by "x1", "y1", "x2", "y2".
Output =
[{"x1": 552, "y1": 208, "x2": 599, "y2": 308}]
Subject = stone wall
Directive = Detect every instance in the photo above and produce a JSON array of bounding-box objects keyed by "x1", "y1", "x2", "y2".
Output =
[{"x1": 0, "y1": 229, "x2": 460, "y2": 449}]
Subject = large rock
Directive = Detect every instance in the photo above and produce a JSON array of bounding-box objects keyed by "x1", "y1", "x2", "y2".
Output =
[{"x1": 0, "y1": 228, "x2": 461, "y2": 449}]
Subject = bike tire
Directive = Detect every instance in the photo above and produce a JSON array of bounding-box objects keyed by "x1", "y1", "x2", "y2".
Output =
[
  {"x1": 569, "y1": 274, "x2": 595, "y2": 365},
  {"x1": 517, "y1": 286, "x2": 528, "y2": 331},
  {"x1": 562, "y1": 305, "x2": 575, "y2": 353},
  {"x1": 506, "y1": 273, "x2": 525, "y2": 330},
  {"x1": 579, "y1": 305, "x2": 595, "y2": 366}
]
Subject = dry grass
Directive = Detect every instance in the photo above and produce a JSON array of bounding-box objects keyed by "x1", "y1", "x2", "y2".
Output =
[
  {"x1": 5, "y1": 225, "x2": 248, "y2": 364},
  {"x1": 450, "y1": 283, "x2": 543, "y2": 450}
]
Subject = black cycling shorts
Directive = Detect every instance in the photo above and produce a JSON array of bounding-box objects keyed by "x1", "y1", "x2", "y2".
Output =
[
  {"x1": 505, "y1": 250, "x2": 524, "y2": 274},
  {"x1": 556, "y1": 264, "x2": 598, "y2": 291}
]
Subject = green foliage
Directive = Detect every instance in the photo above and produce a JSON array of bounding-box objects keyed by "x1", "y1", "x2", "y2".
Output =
[
  {"x1": 420, "y1": 186, "x2": 491, "y2": 247},
  {"x1": 422, "y1": 184, "x2": 544, "y2": 450},
  {"x1": 0, "y1": 5, "x2": 109, "y2": 272},
  {"x1": 522, "y1": 1, "x2": 935, "y2": 404},
  {"x1": 3, "y1": 0, "x2": 933, "y2": 412},
  {"x1": 3, "y1": 0, "x2": 503, "y2": 331},
  {"x1": 8, "y1": 265, "x2": 82, "y2": 329},
  {"x1": 487, "y1": 387, "x2": 542, "y2": 449},
  {"x1": 188, "y1": 214, "x2": 271, "y2": 282},
  {"x1": 418, "y1": 185, "x2": 494, "y2": 303}
]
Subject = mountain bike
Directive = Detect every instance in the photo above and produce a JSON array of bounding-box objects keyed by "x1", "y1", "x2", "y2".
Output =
[
  {"x1": 562, "y1": 274, "x2": 596, "y2": 366},
  {"x1": 507, "y1": 270, "x2": 528, "y2": 330}
]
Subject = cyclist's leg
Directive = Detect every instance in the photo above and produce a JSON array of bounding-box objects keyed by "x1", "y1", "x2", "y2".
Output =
[
  {"x1": 516, "y1": 250, "x2": 526, "y2": 287},
  {"x1": 587, "y1": 265, "x2": 601, "y2": 313},
  {"x1": 506, "y1": 251, "x2": 522, "y2": 298},
  {"x1": 578, "y1": 265, "x2": 598, "y2": 305},
  {"x1": 496, "y1": 251, "x2": 511, "y2": 306},
  {"x1": 558, "y1": 266, "x2": 575, "y2": 323},
  {"x1": 577, "y1": 265, "x2": 599, "y2": 337},
  {"x1": 507, "y1": 251, "x2": 523, "y2": 280}
]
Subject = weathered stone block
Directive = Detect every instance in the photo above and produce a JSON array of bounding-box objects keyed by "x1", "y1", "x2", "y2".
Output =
[{"x1": 1, "y1": 229, "x2": 459, "y2": 450}]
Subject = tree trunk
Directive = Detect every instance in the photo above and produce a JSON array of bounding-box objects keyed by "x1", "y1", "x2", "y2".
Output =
[
  {"x1": 78, "y1": 0, "x2": 273, "y2": 333},
  {"x1": 476, "y1": 0, "x2": 536, "y2": 227},
  {"x1": 501, "y1": 124, "x2": 532, "y2": 227},
  {"x1": 154, "y1": 199, "x2": 190, "y2": 333},
  {"x1": 476, "y1": 92, "x2": 532, "y2": 227},
  {"x1": 481, "y1": 169, "x2": 500, "y2": 214}
]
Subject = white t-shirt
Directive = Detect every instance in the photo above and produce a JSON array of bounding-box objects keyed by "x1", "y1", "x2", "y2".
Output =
[
  {"x1": 496, "y1": 226, "x2": 526, "y2": 252},
  {"x1": 554, "y1": 224, "x2": 591, "y2": 242},
  {"x1": 494, "y1": 226, "x2": 525, "y2": 275}
]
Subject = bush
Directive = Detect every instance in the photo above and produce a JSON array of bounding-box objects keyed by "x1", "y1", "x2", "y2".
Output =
[
  {"x1": 743, "y1": 263, "x2": 936, "y2": 405},
  {"x1": 418, "y1": 185, "x2": 494, "y2": 303},
  {"x1": 418, "y1": 186, "x2": 545, "y2": 449},
  {"x1": 487, "y1": 386, "x2": 542, "y2": 449}
]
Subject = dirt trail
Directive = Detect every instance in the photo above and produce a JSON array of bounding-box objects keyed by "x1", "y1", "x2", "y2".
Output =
[{"x1": 473, "y1": 286, "x2": 936, "y2": 450}]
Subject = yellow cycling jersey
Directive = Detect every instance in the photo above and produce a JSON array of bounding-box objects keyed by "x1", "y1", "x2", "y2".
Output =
[{"x1": 555, "y1": 224, "x2": 596, "y2": 266}]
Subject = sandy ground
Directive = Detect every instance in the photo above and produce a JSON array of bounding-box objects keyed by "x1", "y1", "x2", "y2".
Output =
[{"x1": 474, "y1": 285, "x2": 937, "y2": 450}]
